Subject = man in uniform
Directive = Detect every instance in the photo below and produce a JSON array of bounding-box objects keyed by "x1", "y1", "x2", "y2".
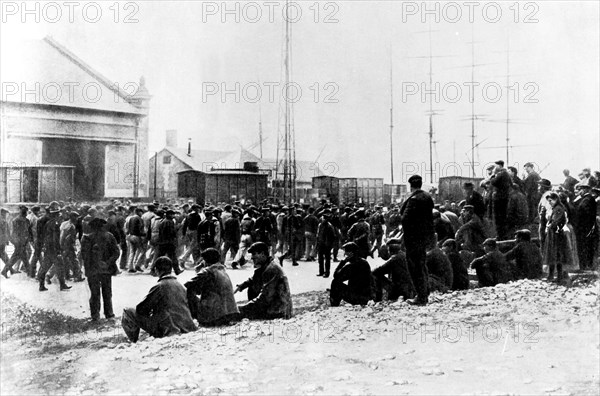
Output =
[{"x1": 400, "y1": 175, "x2": 435, "y2": 305}]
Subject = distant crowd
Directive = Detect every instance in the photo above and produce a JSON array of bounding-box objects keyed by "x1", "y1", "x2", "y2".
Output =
[{"x1": 0, "y1": 161, "x2": 598, "y2": 342}]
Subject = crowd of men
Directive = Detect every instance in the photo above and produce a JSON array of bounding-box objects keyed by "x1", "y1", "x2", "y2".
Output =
[{"x1": 0, "y1": 162, "x2": 599, "y2": 342}]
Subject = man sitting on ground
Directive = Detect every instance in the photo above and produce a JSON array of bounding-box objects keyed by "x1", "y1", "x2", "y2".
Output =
[
  {"x1": 425, "y1": 236, "x2": 454, "y2": 293},
  {"x1": 372, "y1": 242, "x2": 414, "y2": 302},
  {"x1": 441, "y1": 239, "x2": 469, "y2": 290},
  {"x1": 185, "y1": 248, "x2": 239, "y2": 326},
  {"x1": 504, "y1": 229, "x2": 543, "y2": 280},
  {"x1": 330, "y1": 242, "x2": 373, "y2": 306},
  {"x1": 122, "y1": 257, "x2": 197, "y2": 342},
  {"x1": 234, "y1": 242, "x2": 293, "y2": 319},
  {"x1": 470, "y1": 238, "x2": 512, "y2": 287}
]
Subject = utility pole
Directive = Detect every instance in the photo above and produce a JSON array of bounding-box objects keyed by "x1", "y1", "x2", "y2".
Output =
[{"x1": 389, "y1": 46, "x2": 394, "y2": 185}]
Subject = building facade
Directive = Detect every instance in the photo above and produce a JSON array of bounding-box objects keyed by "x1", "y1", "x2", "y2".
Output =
[{"x1": 0, "y1": 36, "x2": 150, "y2": 203}]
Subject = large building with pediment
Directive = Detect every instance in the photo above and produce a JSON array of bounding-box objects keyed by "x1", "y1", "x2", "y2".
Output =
[{"x1": 0, "y1": 36, "x2": 150, "y2": 203}]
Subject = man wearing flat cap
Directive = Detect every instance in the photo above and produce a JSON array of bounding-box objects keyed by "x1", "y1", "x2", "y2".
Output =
[
  {"x1": 3, "y1": 205, "x2": 32, "y2": 278},
  {"x1": 400, "y1": 175, "x2": 435, "y2": 306},
  {"x1": 470, "y1": 238, "x2": 512, "y2": 287},
  {"x1": 235, "y1": 242, "x2": 292, "y2": 319},
  {"x1": 523, "y1": 162, "x2": 541, "y2": 222},
  {"x1": 504, "y1": 229, "x2": 543, "y2": 279},
  {"x1": 489, "y1": 160, "x2": 512, "y2": 240},
  {"x1": 81, "y1": 218, "x2": 120, "y2": 320},
  {"x1": 574, "y1": 181, "x2": 598, "y2": 270},
  {"x1": 463, "y1": 182, "x2": 485, "y2": 220},
  {"x1": 155, "y1": 209, "x2": 182, "y2": 275},
  {"x1": 329, "y1": 242, "x2": 373, "y2": 306},
  {"x1": 37, "y1": 201, "x2": 71, "y2": 291},
  {"x1": 0, "y1": 208, "x2": 10, "y2": 275}
]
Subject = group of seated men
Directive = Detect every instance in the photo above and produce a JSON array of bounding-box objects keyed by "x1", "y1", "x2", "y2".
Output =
[
  {"x1": 122, "y1": 242, "x2": 292, "y2": 342},
  {"x1": 121, "y1": 225, "x2": 543, "y2": 342}
]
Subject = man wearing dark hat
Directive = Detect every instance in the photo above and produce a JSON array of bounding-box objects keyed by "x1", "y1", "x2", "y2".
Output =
[
  {"x1": 315, "y1": 209, "x2": 336, "y2": 277},
  {"x1": 254, "y1": 207, "x2": 275, "y2": 248},
  {"x1": 400, "y1": 175, "x2": 435, "y2": 305},
  {"x1": 455, "y1": 205, "x2": 487, "y2": 257},
  {"x1": 347, "y1": 209, "x2": 371, "y2": 259},
  {"x1": 369, "y1": 205, "x2": 385, "y2": 256},
  {"x1": 60, "y1": 211, "x2": 85, "y2": 283},
  {"x1": 81, "y1": 218, "x2": 119, "y2": 320},
  {"x1": 235, "y1": 242, "x2": 293, "y2": 319},
  {"x1": 197, "y1": 207, "x2": 218, "y2": 262},
  {"x1": 185, "y1": 248, "x2": 239, "y2": 326},
  {"x1": 3, "y1": 205, "x2": 32, "y2": 278},
  {"x1": 37, "y1": 202, "x2": 71, "y2": 291},
  {"x1": 26, "y1": 206, "x2": 41, "y2": 278},
  {"x1": 463, "y1": 182, "x2": 485, "y2": 220},
  {"x1": 155, "y1": 209, "x2": 182, "y2": 275},
  {"x1": 122, "y1": 257, "x2": 197, "y2": 342},
  {"x1": 180, "y1": 204, "x2": 202, "y2": 266},
  {"x1": 372, "y1": 242, "x2": 415, "y2": 302},
  {"x1": 489, "y1": 160, "x2": 512, "y2": 240},
  {"x1": 470, "y1": 238, "x2": 512, "y2": 287},
  {"x1": 279, "y1": 206, "x2": 304, "y2": 266},
  {"x1": 0, "y1": 208, "x2": 10, "y2": 275},
  {"x1": 221, "y1": 207, "x2": 241, "y2": 264},
  {"x1": 504, "y1": 229, "x2": 543, "y2": 279},
  {"x1": 523, "y1": 162, "x2": 541, "y2": 222},
  {"x1": 329, "y1": 242, "x2": 372, "y2": 306},
  {"x1": 574, "y1": 181, "x2": 598, "y2": 270}
]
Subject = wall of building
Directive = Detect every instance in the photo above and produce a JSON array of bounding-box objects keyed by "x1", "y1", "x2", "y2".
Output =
[
  {"x1": 149, "y1": 149, "x2": 191, "y2": 199},
  {"x1": 1, "y1": 101, "x2": 147, "y2": 200}
]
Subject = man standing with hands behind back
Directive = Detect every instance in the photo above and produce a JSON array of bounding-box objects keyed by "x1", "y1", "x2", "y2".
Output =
[{"x1": 400, "y1": 175, "x2": 435, "y2": 306}]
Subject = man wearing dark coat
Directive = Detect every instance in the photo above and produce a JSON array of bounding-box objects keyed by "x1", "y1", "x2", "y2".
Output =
[
  {"x1": 400, "y1": 175, "x2": 435, "y2": 305},
  {"x1": 471, "y1": 238, "x2": 512, "y2": 287},
  {"x1": 81, "y1": 218, "x2": 120, "y2": 320},
  {"x1": 441, "y1": 239, "x2": 469, "y2": 290},
  {"x1": 490, "y1": 160, "x2": 512, "y2": 240},
  {"x1": 523, "y1": 162, "x2": 541, "y2": 222},
  {"x1": 347, "y1": 209, "x2": 371, "y2": 259},
  {"x1": 372, "y1": 243, "x2": 415, "y2": 301},
  {"x1": 574, "y1": 182, "x2": 598, "y2": 269},
  {"x1": 155, "y1": 209, "x2": 182, "y2": 275},
  {"x1": 122, "y1": 257, "x2": 197, "y2": 342},
  {"x1": 425, "y1": 240, "x2": 454, "y2": 293},
  {"x1": 316, "y1": 210, "x2": 336, "y2": 277},
  {"x1": 504, "y1": 229, "x2": 543, "y2": 279},
  {"x1": 185, "y1": 248, "x2": 239, "y2": 326},
  {"x1": 330, "y1": 242, "x2": 372, "y2": 306},
  {"x1": 455, "y1": 206, "x2": 487, "y2": 257},
  {"x1": 37, "y1": 201, "x2": 71, "y2": 291},
  {"x1": 506, "y1": 183, "x2": 529, "y2": 236},
  {"x1": 235, "y1": 242, "x2": 293, "y2": 319}
]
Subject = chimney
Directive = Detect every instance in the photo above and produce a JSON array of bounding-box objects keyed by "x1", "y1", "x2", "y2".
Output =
[
  {"x1": 187, "y1": 138, "x2": 192, "y2": 156},
  {"x1": 166, "y1": 129, "x2": 177, "y2": 147}
]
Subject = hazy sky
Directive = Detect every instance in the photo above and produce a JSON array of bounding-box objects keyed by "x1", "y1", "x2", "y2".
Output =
[{"x1": 2, "y1": 0, "x2": 599, "y2": 184}]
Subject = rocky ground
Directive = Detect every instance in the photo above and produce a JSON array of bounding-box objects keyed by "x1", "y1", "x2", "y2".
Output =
[{"x1": 1, "y1": 272, "x2": 599, "y2": 395}]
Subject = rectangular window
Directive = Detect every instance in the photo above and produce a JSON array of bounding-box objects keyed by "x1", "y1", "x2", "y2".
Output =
[{"x1": 163, "y1": 155, "x2": 172, "y2": 164}]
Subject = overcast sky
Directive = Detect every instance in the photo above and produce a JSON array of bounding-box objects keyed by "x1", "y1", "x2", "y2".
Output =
[{"x1": 2, "y1": 0, "x2": 599, "y2": 184}]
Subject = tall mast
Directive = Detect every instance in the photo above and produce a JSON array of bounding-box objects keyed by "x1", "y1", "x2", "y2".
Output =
[
  {"x1": 470, "y1": 25, "x2": 476, "y2": 178},
  {"x1": 505, "y1": 32, "x2": 510, "y2": 165},
  {"x1": 389, "y1": 46, "x2": 394, "y2": 185},
  {"x1": 428, "y1": 25, "x2": 434, "y2": 184},
  {"x1": 258, "y1": 101, "x2": 263, "y2": 159}
]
